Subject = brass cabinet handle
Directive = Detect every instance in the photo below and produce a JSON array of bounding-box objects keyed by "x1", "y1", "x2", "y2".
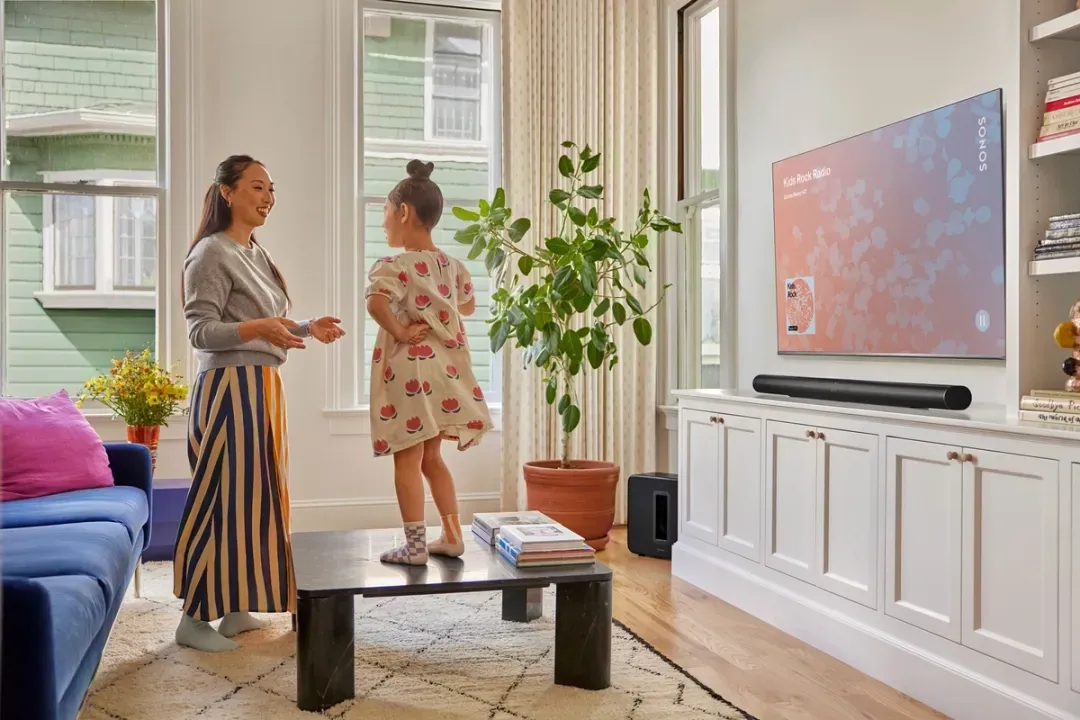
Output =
[
  {"x1": 946, "y1": 451, "x2": 960, "y2": 461},
  {"x1": 962, "y1": 453, "x2": 976, "y2": 464},
  {"x1": 806, "y1": 429, "x2": 816, "y2": 438},
  {"x1": 708, "y1": 415, "x2": 724, "y2": 424},
  {"x1": 817, "y1": 431, "x2": 825, "y2": 441}
]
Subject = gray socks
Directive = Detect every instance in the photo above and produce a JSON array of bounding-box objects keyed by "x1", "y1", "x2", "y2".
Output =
[
  {"x1": 217, "y1": 611, "x2": 270, "y2": 637},
  {"x1": 380, "y1": 521, "x2": 429, "y2": 565},
  {"x1": 175, "y1": 614, "x2": 238, "y2": 652}
]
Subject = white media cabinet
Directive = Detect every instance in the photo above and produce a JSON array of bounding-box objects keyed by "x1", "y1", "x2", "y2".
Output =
[{"x1": 673, "y1": 389, "x2": 1080, "y2": 720}]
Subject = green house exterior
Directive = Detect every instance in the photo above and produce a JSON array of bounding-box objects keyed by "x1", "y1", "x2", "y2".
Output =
[{"x1": 3, "y1": 3, "x2": 496, "y2": 399}]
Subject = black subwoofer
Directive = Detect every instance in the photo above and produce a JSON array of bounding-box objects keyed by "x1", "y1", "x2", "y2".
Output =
[{"x1": 627, "y1": 472, "x2": 678, "y2": 559}]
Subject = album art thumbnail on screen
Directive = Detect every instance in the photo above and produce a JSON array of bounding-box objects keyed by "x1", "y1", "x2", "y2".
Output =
[{"x1": 772, "y1": 89, "x2": 1005, "y2": 359}]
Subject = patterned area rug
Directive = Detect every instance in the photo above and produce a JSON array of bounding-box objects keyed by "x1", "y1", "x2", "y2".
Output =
[{"x1": 81, "y1": 562, "x2": 752, "y2": 719}]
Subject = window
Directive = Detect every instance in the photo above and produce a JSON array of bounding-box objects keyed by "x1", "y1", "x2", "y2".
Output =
[
  {"x1": 1, "y1": 0, "x2": 165, "y2": 399},
  {"x1": 358, "y1": 2, "x2": 500, "y2": 405},
  {"x1": 676, "y1": 0, "x2": 731, "y2": 389},
  {"x1": 37, "y1": 170, "x2": 157, "y2": 310}
]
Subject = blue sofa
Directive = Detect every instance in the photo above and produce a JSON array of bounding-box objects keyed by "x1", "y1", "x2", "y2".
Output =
[{"x1": 1, "y1": 443, "x2": 153, "y2": 720}]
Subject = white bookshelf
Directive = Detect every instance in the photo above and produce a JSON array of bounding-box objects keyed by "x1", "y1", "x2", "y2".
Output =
[
  {"x1": 1030, "y1": 131, "x2": 1080, "y2": 158},
  {"x1": 1030, "y1": 8, "x2": 1080, "y2": 42},
  {"x1": 1029, "y1": 255, "x2": 1080, "y2": 276}
]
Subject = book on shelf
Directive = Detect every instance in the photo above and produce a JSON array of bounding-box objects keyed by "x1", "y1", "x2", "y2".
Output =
[
  {"x1": 1030, "y1": 214, "x2": 1080, "y2": 262},
  {"x1": 470, "y1": 510, "x2": 554, "y2": 545},
  {"x1": 495, "y1": 535, "x2": 595, "y2": 568},
  {"x1": 1036, "y1": 73, "x2": 1080, "y2": 142},
  {"x1": 1019, "y1": 390, "x2": 1080, "y2": 426}
]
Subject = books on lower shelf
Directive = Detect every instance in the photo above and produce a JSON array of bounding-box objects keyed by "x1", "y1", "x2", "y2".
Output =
[
  {"x1": 471, "y1": 510, "x2": 554, "y2": 545},
  {"x1": 1031, "y1": 213, "x2": 1080, "y2": 264},
  {"x1": 495, "y1": 523, "x2": 596, "y2": 568},
  {"x1": 1018, "y1": 389, "x2": 1080, "y2": 426}
]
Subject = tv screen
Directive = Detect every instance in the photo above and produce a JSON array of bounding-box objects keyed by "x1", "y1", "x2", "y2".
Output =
[{"x1": 772, "y1": 88, "x2": 1005, "y2": 359}]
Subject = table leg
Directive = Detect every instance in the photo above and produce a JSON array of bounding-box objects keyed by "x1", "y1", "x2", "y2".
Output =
[
  {"x1": 554, "y1": 580, "x2": 612, "y2": 690},
  {"x1": 133, "y1": 561, "x2": 143, "y2": 599},
  {"x1": 296, "y1": 593, "x2": 355, "y2": 712},
  {"x1": 501, "y1": 587, "x2": 543, "y2": 622}
]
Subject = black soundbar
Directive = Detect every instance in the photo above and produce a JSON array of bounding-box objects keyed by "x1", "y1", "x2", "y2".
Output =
[{"x1": 752, "y1": 374, "x2": 972, "y2": 411}]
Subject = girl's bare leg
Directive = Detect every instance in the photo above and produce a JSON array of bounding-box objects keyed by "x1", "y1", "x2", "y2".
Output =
[
  {"x1": 422, "y1": 435, "x2": 464, "y2": 557},
  {"x1": 380, "y1": 442, "x2": 429, "y2": 565}
]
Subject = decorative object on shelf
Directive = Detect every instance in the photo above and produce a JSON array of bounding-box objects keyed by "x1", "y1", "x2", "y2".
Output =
[
  {"x1": 452, "y1": 140, "x2": 681, "y2": 550},
  {"x1": 76, "y1": 348, "x2": 189, "y2": 474},
  {"x1": 1052, "y1": 298, "x2": 1080, "y2": 393}
]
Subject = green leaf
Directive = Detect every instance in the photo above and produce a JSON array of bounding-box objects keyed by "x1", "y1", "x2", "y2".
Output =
[
  {"x1": 571, "y1": 291, "x2": 592, "y2": 313},
  {"x1": 625, "y1": 293, "x2": 644, "y2": 315},
  {"x1": 632, "y1": 250, "x2": 651, "y2": 269},
  {"x1": 454, "y1": 226, "x2": 480, "y2": 244},
  {"x1": 632, "y1": 233, "x2": 648, "y2": 248},
  {"x1": 508, "y1": 217, "x2": 531, "y2": 243},
  {"x1": 576, "y1": 327, "x2": 591, "y2": 338},
  {"x1": 587, "y1": 207, "x2": 599, "y2": 227},
  {"x1": 493, "y1": 187, "x2": 506, "y2": 208},
  {"x1": 586, "y1": 342, "x2": 604, "y2": 369},
  {"x1": 561, "y1": 331, "x2": 583, "y2": 363},
  {"x1": 581, "y1": 153, "x2": 601, "y2": 173},
  {"x1": 518, "y1": 256, "x2": 534, "y2": 276},
  {"x1": 558, "y1": 394, "x2": 571, "y2": 414},
  {"x1": 515, "y1": 319, "x2": 536, "y2": 347},
  {"x1": 545, "y1": 237, "x2": 572, "y2": 254},
  {"x1": 485, "y1": 247, "x2": 507, "y2": 274},
  {"x1": 552, "y1": 265, "x2": 576, "y2": 295},
  {"x1": 549, "y1": 189, "x2": 572, "y2": 206},
  {"x1": 633, "y1": 317, "x2": 653, "y2": 345},
  {"x1": 543, "y1": 324, "x2": 561, "y2": 357},
  {"x1": 608, "y1": 355, "x2": 619, "y2": 370},
  {"x1": 559, "y1": 155, "x2": 574, "y2": 178},
  {"x1": 562, "y1": 404, "x2": 582, "y2": 434},
  {"x1": 478, "y1": 199, "x2": 490, "y2": 217},
  {"x1": 593, "y1": 298, "x2": 610, "y2": 317},
  {"x1": 612, "y1": 301, "x2": 627, "y2": 325},
  {"x1": 590, "y1": 325, "x2": 608, "y2": 351},
  {"x1": 453, "y1": 206, "x2": 480, "y2": 222},
  {"x1": 577, "y1": 184, "x2": 603, "y2": 199},
  {"x1": 545, "y1": 376, "x2": 558, "y2": 405},
  {"x1": 490, "y1": 320, "x2": 511, "y2": 352},
  {"x1": 561, "y1": 140, "x2": 577, "y2": 148},
  {"x1": 468, "y1": 237, "x2": 486, "y2": 260},
  {"x1": 568, "y1": 207, "x2": 587, "y2": 227}
]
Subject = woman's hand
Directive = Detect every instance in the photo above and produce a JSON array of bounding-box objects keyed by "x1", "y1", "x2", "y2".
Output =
[
  {"x1": 396, "y1": 322, "x2": 429, "y2": 345},
  {"x1": 251, "y1": 317, "x2": 306, "y2": 349},
  {"x1": 310, "y1": 316, "x2": 345, "y2": 344}
]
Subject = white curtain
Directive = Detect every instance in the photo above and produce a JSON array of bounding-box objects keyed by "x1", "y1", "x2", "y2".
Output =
[{"x1": 499, "y1": 0, "x2": 661, "y2": 525}]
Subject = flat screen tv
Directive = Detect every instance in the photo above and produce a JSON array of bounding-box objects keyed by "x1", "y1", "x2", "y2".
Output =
[{"x1": 772, "y1": 88, "x2": 1005, "y2": 359}]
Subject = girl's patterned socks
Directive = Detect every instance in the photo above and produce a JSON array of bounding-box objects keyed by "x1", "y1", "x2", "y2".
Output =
[
  {"x1": 380, "y1": 521, "x2": 429, "y2": 565},
  {"x1": 428, "y1": 513, "x2": 465, "y2": 557}
]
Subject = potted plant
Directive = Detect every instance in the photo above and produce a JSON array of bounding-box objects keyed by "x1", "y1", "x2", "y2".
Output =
[
  {"x1": 76, "y1": 348, "x2": 189, "y2": 474},
  {"x1": 452, "y1": 140, "x2": 681, "y2": 549}
]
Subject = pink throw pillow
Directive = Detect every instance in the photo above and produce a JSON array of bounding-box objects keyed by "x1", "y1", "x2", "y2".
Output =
[{"x1": 0, "y1": 390, "x2": 114, "y2": 501}]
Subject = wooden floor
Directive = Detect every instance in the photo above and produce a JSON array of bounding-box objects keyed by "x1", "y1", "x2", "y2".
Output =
[{"x1": 603, "y1": 527, "x2": 947, "y2": 720}]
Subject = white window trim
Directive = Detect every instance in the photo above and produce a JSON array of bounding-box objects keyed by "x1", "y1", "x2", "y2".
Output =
[
  {"x1": 35, "y1": 169, "x2": 157, "y2": 311},
  {"x1": 324, "y1": 0, "x2": 502, "y2": 429},
  {"x1": 663, "y1": 0, "x2": 736, "y2": 397}
]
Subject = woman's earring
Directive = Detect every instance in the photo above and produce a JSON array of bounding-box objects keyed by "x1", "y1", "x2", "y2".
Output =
[{"x1": 226, "y1": 199, "x2": 232, "y2": 209}]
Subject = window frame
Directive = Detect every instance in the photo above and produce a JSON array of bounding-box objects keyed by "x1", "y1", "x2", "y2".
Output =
[
  {"x1": 673, "y1": 0, "x2": 735, "y2": 391},
  {"x1": 37, "y1": 169, "x2": 158, "y2": 310},
  {"x1": 327, "y1": 0, "x2": 502, "y2": 422},
  {"x1": 0, "y1": 0, "x2": 169, "y2": 399},
  {"x1": 424, "y1": 17, "x2": 488, "y2": 145}
]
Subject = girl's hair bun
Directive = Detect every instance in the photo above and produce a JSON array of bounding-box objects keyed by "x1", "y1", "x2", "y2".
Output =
[{"x1": 406, "y1": 159, "x2": 435, "y2": 180}]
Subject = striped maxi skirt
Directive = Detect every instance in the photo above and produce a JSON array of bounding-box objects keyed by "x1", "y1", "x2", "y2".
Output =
[{"x1": 172, "y1": 365, "x2": 296, "y2": 621}]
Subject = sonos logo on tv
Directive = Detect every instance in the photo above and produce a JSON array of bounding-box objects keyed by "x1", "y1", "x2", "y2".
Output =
[{"x1": 977, "y1": 116, "x2": 989, "y2": 172}]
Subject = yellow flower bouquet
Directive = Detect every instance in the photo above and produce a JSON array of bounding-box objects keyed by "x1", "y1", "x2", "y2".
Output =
[{"x1": 76, "y1": 349, "x2": 189, "y2": 472}]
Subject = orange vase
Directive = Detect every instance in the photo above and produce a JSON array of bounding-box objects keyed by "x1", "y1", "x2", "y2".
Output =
[
  {"x1": 126, "y1": 424, "x2": 160, "y2": 475},
  {"x1": 522, "y1": 460, "x2": 620, "y2": 550}
]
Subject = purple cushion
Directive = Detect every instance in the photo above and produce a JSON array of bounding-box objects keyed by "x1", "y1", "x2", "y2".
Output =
[{"x1": 0, "y1": 390, "x2": 114, "y2": 502}]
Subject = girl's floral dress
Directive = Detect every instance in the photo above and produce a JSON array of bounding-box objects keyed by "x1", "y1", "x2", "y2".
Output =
[{"x1": 365, "y1": 249, "x2": 494, "y2": 457}]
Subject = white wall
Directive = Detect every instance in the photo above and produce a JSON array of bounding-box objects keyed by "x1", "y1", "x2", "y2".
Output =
[
  {"x1": 87, "y1": 0, "x2": 501, "y2": 531},
  {"x1": 733, "y1": 0, "x2": 1017, "y2": 406}
]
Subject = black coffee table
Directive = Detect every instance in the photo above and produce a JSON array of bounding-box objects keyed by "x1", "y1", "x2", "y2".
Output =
[{"x1": 290, "y1": 527, "x2": 613, "y2": 712}]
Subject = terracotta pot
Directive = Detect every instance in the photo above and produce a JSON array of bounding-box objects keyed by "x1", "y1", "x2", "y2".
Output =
[
  {"x1": 523, "y1": 460, "x2": 619, "y2": 551},
  {"x1": 126, "y1": 424, "x2": 160, "y2": 475}
]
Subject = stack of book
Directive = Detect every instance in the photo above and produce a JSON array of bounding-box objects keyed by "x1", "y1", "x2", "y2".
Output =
[
  {"x1": 1038, "y1": 71, "x2": 1080, "y2": 143},
  {"x1": 471, "y1": 510, "x2": 554, "y2": 546},
  {"x1": 496, "y1": 523, "x2": 596, "y2": 568},
  {"x1": 1032, "y1": 213, "x2": 1080, "y2": 263},
  {"x1": 1018, "y1": 390, "x2": 1080, "y2": 427}
]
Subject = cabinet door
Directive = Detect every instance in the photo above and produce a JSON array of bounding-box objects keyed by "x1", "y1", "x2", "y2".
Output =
[
  {"x1": 885, "y1": 438, "x2": 963, "y2": 641},
  {"x1": 961, "y1": 447, "x2": 1058, "y2": 681},
  {"x1": 717, "y1": 413, "x2": 762, "y2": 561},
  {"x1": 814, "y1": 427, "x2": 879, "y2": 608},
  {"x1": 679, "y1": 409, "x2": 721, "y2": 545},
  {"x1": 765, "y1": 421, "x2": 818, "y2": 583}
]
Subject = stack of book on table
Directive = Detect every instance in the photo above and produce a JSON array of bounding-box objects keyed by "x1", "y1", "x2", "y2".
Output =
[
  {"x1": 1018, "y1": 390, "x2": 1080, "y2": 427},
  {"x1": 471, "y1": 510, "x2": 555, "y2": 545},
  {"x1": 495, "y1": 523, "x2": 596, "y2": 568},
  {"x1": 1031, "y1": 213, "x2": 1080, "y2": 264}
]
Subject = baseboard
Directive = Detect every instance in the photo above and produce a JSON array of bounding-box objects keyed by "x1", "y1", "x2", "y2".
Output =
[
  {"x1": 672, "y1": 542, "x2": 1078, "y2": 720},
  {"x1": 290, "y1": 492, "x2": 501, "y2": 531}
]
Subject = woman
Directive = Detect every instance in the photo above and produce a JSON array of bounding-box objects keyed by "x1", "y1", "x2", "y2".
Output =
[{"x1": 173, "y1": 154, "x2": 344, "y2": 652}]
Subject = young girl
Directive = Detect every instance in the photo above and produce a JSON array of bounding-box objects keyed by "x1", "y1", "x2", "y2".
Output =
[{"x1": 365, "y1": 159, "x2": 494, "y2": 565}]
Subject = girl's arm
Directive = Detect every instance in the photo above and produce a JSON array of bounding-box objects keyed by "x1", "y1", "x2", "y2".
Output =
[
  {"x1": 457, "y1": 297, "x2": 476, "y2": 316},
  {"x1": 365, "y1": 295, "x2": 411, "y2": 342}
]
